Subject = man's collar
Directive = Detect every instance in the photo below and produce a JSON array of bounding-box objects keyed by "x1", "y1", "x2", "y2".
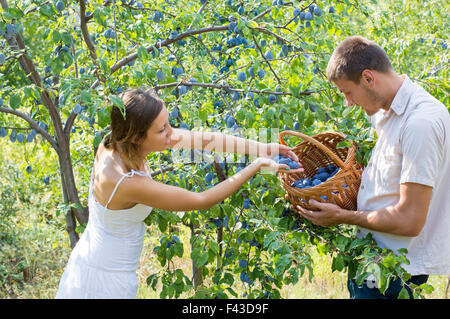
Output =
[{"x1": 389, "y1": 75, "x2": 410, "y2": 116}]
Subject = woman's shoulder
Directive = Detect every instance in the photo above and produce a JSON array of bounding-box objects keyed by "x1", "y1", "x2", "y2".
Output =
[
  {"x1": 94, "y1": 145, "x2": 124, "y2": 183},
  {"x1": 93, "y1": 146, "x2": 133, "y2": 206},
  {"x1": 93, "y1": 146, "x2": 155, "y2": 208}
]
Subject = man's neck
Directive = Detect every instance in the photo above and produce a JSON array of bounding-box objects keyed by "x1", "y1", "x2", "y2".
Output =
[{"x1": 380, "y1": 72, "x2": 405, "y2": 112}]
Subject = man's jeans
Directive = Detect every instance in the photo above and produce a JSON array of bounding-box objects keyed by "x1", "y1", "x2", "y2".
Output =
[{"x1": 347, "y1": 274, "x2": 429, "y2": 299}]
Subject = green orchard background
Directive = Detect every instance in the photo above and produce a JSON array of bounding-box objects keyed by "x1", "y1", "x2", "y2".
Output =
[{"x1": 0, "y1": 0, "x2": 448, "y2": 299}]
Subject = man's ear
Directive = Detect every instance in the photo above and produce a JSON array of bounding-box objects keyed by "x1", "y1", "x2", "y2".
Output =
[{"x1": 361, "y1": 69, "x2": 375, "y2": 87}]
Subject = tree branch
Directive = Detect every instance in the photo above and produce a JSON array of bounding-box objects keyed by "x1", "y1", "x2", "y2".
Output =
[
  {"x1": 253, "y1": 34, "x2": 282, "y2": 86},
  {"x1": 90, "y1": 25, "x2": 229, "y2": 89},
  {"x1": 0, "y1": 0, "x2": 63, "y2": 150},
  {"x1": 79, "y1": 0, "x2": 106, "y2": 84},
  {"x1": 153, "y1": 81, "x2": 321, "y2": 96},
  {"x1": 0, "y1": 106, "x2": 59, "y2": 151}
]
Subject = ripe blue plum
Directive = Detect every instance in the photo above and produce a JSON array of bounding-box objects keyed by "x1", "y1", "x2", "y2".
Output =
[
  {"x1": 268, "y1": 94, "x2": 277, "y2": 104},
  {"x1": 73, "y1": 103, "x2": 82, "y2": 114},
  {"x1": 257, "y1": 69, "x2": 265, "y2": 79},
  {"x1": 226, "y1": 115, "x2": 235, "y2": 128},
  {"x1": 243, "y1": 198, "x2": 250, "y2": 209},
  {"x1": 240, "y1": 272, "x2": 251, "y2": 284},
  {"x1": 156, "y1": 69, "x2": 165, "y2": 81},
  {"x1": 205, "y1": 172, "x2": 214, "y2": 184},
  {"x1": 178, "y1": 85, "x2": 187, "y2": 95},
  {"x1": 264, "y1": 51, "x2": 274, "y2": 60},
  {"x1": 56, "y1": 0, "x2": 65, "y2": 12},
  {"x1": 152, "y1": 11, "x2": 163, "y2": 22},
  {"x1": 17, "y1": 133, "x2": 25, "y2": 143},
  {"x1": 315, "y1": 172, "x2": 330, "y2": 182},
  {"x1": 237, "y1": 71, "x2": 247, "y2": 81},
  {"x1": 232, "y1": 91, "x2": 241, "y2": 101},
  {"x1": 248, "y1": 66, "x2": 255, "y2": 77},
  {"x1": 314, "y1": 6, "x2": 322, "y2": 16}
]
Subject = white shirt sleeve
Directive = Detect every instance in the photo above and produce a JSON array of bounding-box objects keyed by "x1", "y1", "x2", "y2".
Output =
[{"x1": 399, "y1": 116, "x2": 444, "y2": 188}]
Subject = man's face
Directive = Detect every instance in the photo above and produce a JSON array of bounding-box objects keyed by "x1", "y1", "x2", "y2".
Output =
[{"x1": 334, "y1": 76, "x2": 387, "y2": 116}]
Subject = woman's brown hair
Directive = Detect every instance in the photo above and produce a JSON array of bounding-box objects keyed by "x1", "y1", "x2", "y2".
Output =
[
  {"x1": 326, "y1": 36, "x2": 394, "y2": 83},
  {"x1": 104, "y1": 88, "x2": 164, "y2": 171}
]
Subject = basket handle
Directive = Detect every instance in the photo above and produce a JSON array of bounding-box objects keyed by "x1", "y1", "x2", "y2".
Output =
[{"x1": 279, "y1": 130, "x2": 346, "y2": 169}]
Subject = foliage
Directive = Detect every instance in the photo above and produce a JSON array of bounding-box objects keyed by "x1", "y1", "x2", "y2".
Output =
[
  {"x1": 0, "y1": 143, "x2": 69, "y2": 297},
  {"x1": 0, "y1": 0, "x2": 448, "y2": 299}
]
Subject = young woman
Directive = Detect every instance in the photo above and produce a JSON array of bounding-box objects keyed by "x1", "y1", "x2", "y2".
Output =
[{"x1": 55, "y1": 88, "x2": 302, "y2": 299}]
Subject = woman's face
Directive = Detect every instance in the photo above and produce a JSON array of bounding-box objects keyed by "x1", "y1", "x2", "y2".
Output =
[{"x1": 139, "y1": 105, "x2": 173, "y2": 154}]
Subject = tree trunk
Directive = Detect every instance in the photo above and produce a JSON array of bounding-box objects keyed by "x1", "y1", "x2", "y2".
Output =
[
  {"x1": 59, "y1": 165, "x2": 79, "y2": 249},
  {"x1": 56, "y1": 130, "x2": 89, "y2": 248},
  {"x1": 190, "y1": 224, "x2": 203, "y2": 290}
]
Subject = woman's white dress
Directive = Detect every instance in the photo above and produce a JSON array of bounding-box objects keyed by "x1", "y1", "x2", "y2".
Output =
[{"x1": 55, "y1": 169, "x2": 152, "y2": 299}]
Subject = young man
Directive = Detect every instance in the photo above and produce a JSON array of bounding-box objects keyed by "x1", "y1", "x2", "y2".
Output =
[{"x1": 292, "y1": 36, "x2": 450, "y2": 299}]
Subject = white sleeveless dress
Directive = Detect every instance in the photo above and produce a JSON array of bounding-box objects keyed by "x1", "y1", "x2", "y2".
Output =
[{"x1": 55, "y1": 169, "x2": 153, "y2": 299}]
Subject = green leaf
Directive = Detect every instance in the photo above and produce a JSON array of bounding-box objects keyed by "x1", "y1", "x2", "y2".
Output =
[
  {"x1": 137, "y1": 46, "x2": 149, "y2": 62},
  {"x1": 195, "y1": 252, "x2": 209, "y2": 267},
  {"x1": 4, "y1": 8, "x2": 24, "y2": 20},
  {"x1": 10, "y1": 94, "x2": 21, "y2": 109},
  {"x1": 198, "y1": 108, "x2": 208, "y2": 122},
  {"x1": 333, "y1": 235, "x2": 349, "y2": 251},
  {"x1": 80, "y1": 90, "x2": 92, "y2": 105},
  {"x1": 39, "y1": 4, "x2": 55, "y2": 19},
  {"x1": 398, "y1": 287, "x2": 410, "y2": 299},
  {"x1": 174, "y1": 243, "x2": 184, "y2": 257},
  {"x1": 93, "y1": 133, "x2": 103, "y2": 148},
  {"x1": 97, "y1": 107, "x2": 110, "y2": 128},
  {"x1": 93, "y1": 8, "x2": 108, "y2": 27},
  {"x1": 50, "y1": 30, "x2": 61, "y2": 43},
  {"x1": 209, "y1": 241, "x2": 220, "y2": 255},
  {"x1": 23, "y1": 87, "x2": 38, "y2": 100},
  {"x1": 109, "y1": 95, "x2": 125, "y2": 117},
  {"x1": 157, "y1": 214, "x2": 168, "y2": 232},
  {"x1": 61, "y1": 31, "x2": 73, "y2": 47},
  {"x1": 331, "y1": 253, "x2": 345, "y2": 272},
  {"x1": 99, "y1": 58, "x2": 109, "y2": 75},
  {"x1": 50, "y1": 58, "x2": 64, "y2": 75},
  {"x1": 336, "y1": 140, "x2": 353, "y2": 149}
]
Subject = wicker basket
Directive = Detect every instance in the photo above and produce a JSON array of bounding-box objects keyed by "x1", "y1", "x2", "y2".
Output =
[{"x1": 278, "y1": 131, "x2": 364, "y2": 211}]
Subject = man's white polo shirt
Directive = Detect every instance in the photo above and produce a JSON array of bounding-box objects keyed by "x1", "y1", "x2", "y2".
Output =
[{"x1": 356, "y1": 75, "x2": 450, "y2": 275}]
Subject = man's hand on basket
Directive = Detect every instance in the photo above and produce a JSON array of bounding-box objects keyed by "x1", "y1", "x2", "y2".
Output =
[
  {"x1": 287, "y1": 197, "x2": 346, "y2": 227},
  {"x1": 258, "y1": 143, "x2": 303, "y2": 174}
]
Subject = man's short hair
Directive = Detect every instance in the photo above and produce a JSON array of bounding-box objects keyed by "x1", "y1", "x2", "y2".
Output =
[{"x1": 326, "y1": 36, "x2": 394, "y2": 83}]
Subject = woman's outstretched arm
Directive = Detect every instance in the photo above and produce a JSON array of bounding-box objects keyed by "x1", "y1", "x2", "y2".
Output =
[
  {"x1": 120, "y1": 157, "x2": 293, "y2": 212},
  {"x1": 168, "y1": 128, "x2": 299, "y2": 163}
]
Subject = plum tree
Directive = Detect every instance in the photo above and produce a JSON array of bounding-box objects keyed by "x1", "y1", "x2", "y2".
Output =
[{"x1": 0, "y1": 0, "x2": 445, "y2": 300}]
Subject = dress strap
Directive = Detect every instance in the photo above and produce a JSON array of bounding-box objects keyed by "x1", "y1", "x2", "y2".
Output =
[{"x1": 104, "y1": 169, "x2": 150, "y2": 209}]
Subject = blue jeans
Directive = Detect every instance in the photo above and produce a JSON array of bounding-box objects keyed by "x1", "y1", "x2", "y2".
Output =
[{"x1": 347, "y1": 273, "x2": 429, "y2": 299}]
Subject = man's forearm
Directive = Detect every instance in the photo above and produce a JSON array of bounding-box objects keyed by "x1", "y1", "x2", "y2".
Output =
[{"x1": 340, "y1": 206, "x2": 420, "y2": 237}]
